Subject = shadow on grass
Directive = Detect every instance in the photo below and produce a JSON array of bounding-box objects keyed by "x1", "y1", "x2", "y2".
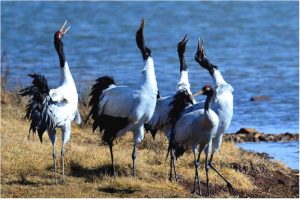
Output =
[
  {"x1": 6, "y1": 177, "x2": 38, "y2": 187},
  {"x1": 6, "y1": 174, "x2": 54, "y2": 187},
  {"x1": 69, "y1": 162, "x2": 129, "y2": 182},
  {"x1": 98, "y1": 187, "x2": 137, "y2": 194}
]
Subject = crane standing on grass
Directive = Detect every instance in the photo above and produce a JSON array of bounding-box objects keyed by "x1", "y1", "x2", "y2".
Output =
[
  {"x1": 86, "y1": 19, "x2": 158, "y2": 177},
  {"x1": 176, "y1": 38, "x2": 235, "y2": 195},
  {"x1": 170, "y1": 85, "x2": 219, "y2": 196},
  {"x1": 20, "y1": 21, "x2": 81, "y2": 183}
]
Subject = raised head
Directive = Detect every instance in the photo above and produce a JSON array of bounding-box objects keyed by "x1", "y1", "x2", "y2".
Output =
[
  {"x1": 54, "y1": 21, "x2": 70, "y2": 68},
  {"x1": 177, "y1": 34, "x2": 188, "y2": 57},
  {"x1": 177, "y1": 34, "x2": 188, "y2": 72},
  {"x1": 194, "y1": 37, "x2": 217, "y2": 74},
  {"x1": 136, "y1": 18, "x2": 151, "y2": 60},
  {"x1": 54, "y1": 20, "x2": 71, "y2": 40}
]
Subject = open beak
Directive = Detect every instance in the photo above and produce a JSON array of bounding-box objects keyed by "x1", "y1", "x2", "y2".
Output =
[
  {"x1": 180, "y1": 34, "x2": 188, "y2": 45},
  {"x1": 192, "y1": 89, "x2": 204, "y2": 97},
  {"x1": 197, "y1": 36, "x2": 205, "y2": 56},
  {"x1": 60, "y1": 20, "x2": 71, "y2": 35}
]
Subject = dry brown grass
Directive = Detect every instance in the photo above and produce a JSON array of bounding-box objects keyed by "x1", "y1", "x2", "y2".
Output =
[{"x1": 1, "y1": 91, "x2": 298, "y2": 197}]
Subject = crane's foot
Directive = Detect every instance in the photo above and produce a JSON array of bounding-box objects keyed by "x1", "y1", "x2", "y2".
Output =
[
  {"x1": 57, "y1": 178, "x2": 65, "y2": 185},
  {"x1": 206, "y1": 184, "x2": 211, "y2": 197},
  {"x1": 227, "y1": 182, "x2": 237, "y2": 195}
]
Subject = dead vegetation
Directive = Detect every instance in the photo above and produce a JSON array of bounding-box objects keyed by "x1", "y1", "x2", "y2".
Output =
[{"x1": 1, "y1": 91, "x2": 299, "y2": 197}]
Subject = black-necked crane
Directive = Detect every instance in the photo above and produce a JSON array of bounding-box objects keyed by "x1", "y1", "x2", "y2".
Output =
[
  {"x1": 20, "y1": 21, "x2": 81, "y2": 183},
  {"x1": 194, "y1": 38, "x2": 235, "y2": 194},
  {"x1": 170, "y1": 85, "x2": 219, "y2": 196},
  {"x1": 86, "y1": 19, "x2": 158, "y2": 177},
  {"x1": 179, "y1": 38, "x2": 235, "y2": 195}
]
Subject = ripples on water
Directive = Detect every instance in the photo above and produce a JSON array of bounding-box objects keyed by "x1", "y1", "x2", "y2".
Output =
[{"x1": 2, "y1": 1, "x2": 298, "y2": 134}]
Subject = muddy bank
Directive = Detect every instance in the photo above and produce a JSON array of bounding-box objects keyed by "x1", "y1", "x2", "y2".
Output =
[{"x1": 224, "y1": 128, "x2": 299, "y2": 143}]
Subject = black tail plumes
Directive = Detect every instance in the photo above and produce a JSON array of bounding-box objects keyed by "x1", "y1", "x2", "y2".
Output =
[
  {"x1": 168, "y1": 89, "x2": 194, "y2": 124},
  {"x1": 86, "y1": 76, "x2": 128, "y2": 145},
  {"x1": 86, "y1": 76, "x2": 115, "y2": 130},
  {"x1": 144, "y1": 123, "x2": 158, "y2": 140},
  {"x1": 167, "y1": 89, "x2": 194, "y2": 159},
  {"x1": 20, "y1": 73, "x2": 52, "y2": 142}
]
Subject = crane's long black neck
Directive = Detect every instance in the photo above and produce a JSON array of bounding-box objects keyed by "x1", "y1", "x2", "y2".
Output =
[
  {"x1": 136, "y1": 27, "x2": 151, "y2": 60},
  {"x1": 204, "y1": 58, "x2": 218, "y2": 76},
  {"x1": 54, "y1": 37, "x2": 65, "y2": 68},
  {"x1": 178, "y1": 52, "x2": 187, "y2": 72},
  {"x1": 204, "y1": 92, "x2": 214, "y2": 111}
]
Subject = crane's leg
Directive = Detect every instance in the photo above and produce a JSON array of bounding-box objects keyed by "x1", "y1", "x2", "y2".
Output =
[
  {"x1": 47, "y1": 130, "x2": 57, "y2": 184},
  {"x1": 132, "y1": 143, "x2": 137, "y2": 177},
  {"x1": 108, "y1": 142, "x2": 116, "y2": 177},
  {"x1": 52, "y1": 145, "x2": 57, "y2": 184},
  {"x1": 169, "y1": 149, "x2": 173, "y2": 181},
  {"x1": 208, "y1": 153, "x2": 236, "y2": 195},
  {"x1": 205, "y1": 153, "x2": 210, "y2": 196},
  {"x1": 61, "y1": 144, "x2": 66, "y2": 183},
  {"x1": 171, "y1": 149, "x2": 177, "y2": 182},
  {"x1": 192, "y1": 145, "x2": 202, "y2": 195},
  {"x1": 61, "y1": 122, "x2": 71, "y2": 184},
  {"x1": 169, "y1": 148, "x2": 177, "y2": 182},
  {"x1": 203, "y1": 143, "x2": 212, "y2": 196}
]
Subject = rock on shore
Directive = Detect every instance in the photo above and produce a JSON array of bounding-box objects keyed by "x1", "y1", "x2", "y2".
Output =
[{"x1": 224, "y1": 128, "x2": 299, "y2": 143}]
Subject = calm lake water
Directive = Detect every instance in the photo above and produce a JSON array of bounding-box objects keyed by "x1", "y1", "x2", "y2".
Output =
[
  {"x1": 1, "y1": 2, "x2": 299, "y2": 169},
  {"x1": 238, "y1": 141, "x2": 299, "y2": 170}
]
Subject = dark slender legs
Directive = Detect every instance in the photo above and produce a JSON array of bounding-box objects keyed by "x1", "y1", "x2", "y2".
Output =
[
  {"x1": 192, "y1": 146, "x2": 202, "y2": 195},
  {"x1": 61, "y1": 145, "x2": 65, "y2": 183},
  {"x1": 205, "y1": 154, "x2": 210, "y2": 196},
  {"x1": 52, "y1": 145, "x2": 57, "y2": 184},
  {"x1": 132, "y1": 144, "x2": 137, "y2": 177},
  {"x1": 108, "y1": 143, "x2": 116, "y2": 177},
  {"x1": 169, "y1": 149, "x2": 177, "y2": 182},
  {"x1": 208, "y1": 153, "x2": 236, "y2": 194}
]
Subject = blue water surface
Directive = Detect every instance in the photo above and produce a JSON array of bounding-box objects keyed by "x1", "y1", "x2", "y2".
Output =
[{"x1": 238, "y1": 141, "x2": 299, "y2": 170}]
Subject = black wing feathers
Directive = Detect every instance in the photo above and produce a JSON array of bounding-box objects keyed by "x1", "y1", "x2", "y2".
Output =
[
  {"x1": 87, "y1": 76, "x2": 129, "y2": 145},
  {"x1": 20, "y1": 73, "x2": 53, "y2": 142},
  {"x1": 167, "y1": 89, "x2": 194, "y2": 159},
  {"x1": 86, "y1": 76, "x2": 115, "y2": 125}
]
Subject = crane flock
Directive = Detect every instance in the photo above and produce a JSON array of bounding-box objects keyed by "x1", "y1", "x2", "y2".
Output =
[{"x1": 20, "y1": 19, "x2": 234, "y2": 196}]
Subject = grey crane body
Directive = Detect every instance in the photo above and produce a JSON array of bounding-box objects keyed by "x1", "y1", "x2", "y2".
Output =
[
  {"x1": 170, "y1": 85, "x2": 219, "y2": 196},
  {"x1": 173, "y1": 109, "x2": 218, "y2": 149}
]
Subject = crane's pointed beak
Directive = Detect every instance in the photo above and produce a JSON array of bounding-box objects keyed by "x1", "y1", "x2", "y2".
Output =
[
  {"x1": 60, "y1": 20, "x2": 71, "y2": 35},
  {"x1": 192, "y1": 89, "x2": 204, "y2": 97}
]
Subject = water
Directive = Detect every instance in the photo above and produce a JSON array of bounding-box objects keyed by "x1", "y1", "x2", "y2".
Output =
[
  {"x1": 238, "y1": 141, "x2": 299, "y2": 170},
  {"x1": 1, "y1": 2, "x2": 299, "y2": 167}
]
